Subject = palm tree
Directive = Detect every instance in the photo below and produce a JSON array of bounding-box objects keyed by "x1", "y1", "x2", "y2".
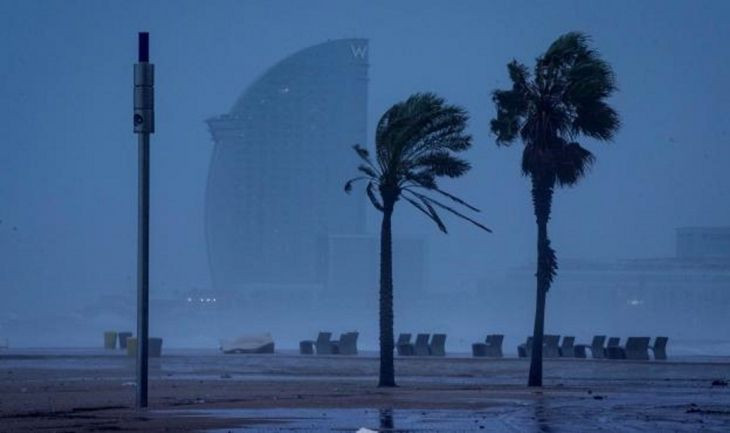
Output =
[
  {"x1": 346, "y1": 92, "x2": 490, "y2": 387},
  {"x1": 490, "y1": 32, "x2": 620, "y2": 386}
]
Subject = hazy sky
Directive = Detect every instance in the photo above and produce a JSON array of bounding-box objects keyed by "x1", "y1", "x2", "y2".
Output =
[{"x1": 1, "y1": 0, "x2": 729, "y2": 307}]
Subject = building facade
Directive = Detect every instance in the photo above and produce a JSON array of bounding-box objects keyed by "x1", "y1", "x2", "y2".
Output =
[
  {"x1": 205, "y1": 39, "x2": 369, "y2": 290},
  {"x1": 676, "y1": 226, "x2": 730, "y2": 259},
  {"x1": 479, "y1": 228, "x2": 730, "y2": 346}
]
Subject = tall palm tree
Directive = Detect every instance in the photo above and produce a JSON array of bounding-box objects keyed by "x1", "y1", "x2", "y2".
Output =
[
  {"x1": 346, "y1": 92, "x2": 490, "y2": 387},
  {"x1": 490, "y1": 32, "x2": 620, "y2": 387}
]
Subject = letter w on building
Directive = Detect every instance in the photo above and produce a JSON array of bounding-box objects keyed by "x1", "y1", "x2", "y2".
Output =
[{"x1": 350, "y1": 44, "x2": 367, "y2": 59}]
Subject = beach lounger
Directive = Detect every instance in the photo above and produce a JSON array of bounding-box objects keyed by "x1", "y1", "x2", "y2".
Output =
[
  {"x1": 624, "y1": 337, "x2": 650, "y2": 360},
  {"x1": 517, "y1": 335, "x2": 559, "y2": 358},
  {"x1": 300, "y1": 332, "x2": 332, "y2": 355},
  {"x1": 315, "y1": 332, "x2": 334, "y2": 355},
  {"x1": 126, "y1": 337, "x2": 163, "y2": 358},
  {"x1": 605, "y1": 337, "x2": 625, "y2": 359},
  {"x1": 414, "y1": 333, "x2": 431, "y2": 356},
  {"x1": 149, "y1": 338, "x2": 163, "y2": 357},
  {"x1": 472, "y1": 341, "x2": 487, "y2": 357},
  {"x1": 518, "y1": 336, "x2": 533, "y2": 358},
  {"x1": 485, "y1": 334, "x2": 504, "y2": 358},
  {"x1": 429, "y1": 334, "x2": 446, "y2": 356},
  {"x1": 118, "y1": 332, "x2": 133, "y2": 350},
  {"x1": 338, "y1": 332, "x2": 359, "y2": 355},
  {"x1": 396, "y1": 333, "x2": 414, "y2": 356},
  {"x1": 103, "y1": 331, "x2": 117, "y2": 350},
  {"x1": 472, "y1": 334, "x2": 504, "y2": 358},
  {"x1": 650, "y1": 336, "x2": 668, "y2": 360},
  {"x1": 330, "y1": 338, "x2": 341, "y2": 354},
  {"x1": 220, "y1": 333, "x2": 275, "y2": 354},
  {"x1": 517, "y1": 334, "x2": 560, "y2": 358},
  {"x1": 575, "y1": 335, "x2": 606, "y2": 359},
  {"x1": 299, "y1": 340, "x2": 314, "y2": 354},
  {"x1": 543, "y1": 335, "x2": 561, "y2": 358},
  {"x1": 559, "y1": 336, "x2": 576, "y2": 357}
]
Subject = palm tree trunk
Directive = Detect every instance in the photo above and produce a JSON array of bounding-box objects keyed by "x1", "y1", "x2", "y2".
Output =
[
  {"x1": 528, "y1": 175, "x2": 555, "y2": 387},
  {"x1": 378, "y1": 199, "x2": 396, "y2": 387}
]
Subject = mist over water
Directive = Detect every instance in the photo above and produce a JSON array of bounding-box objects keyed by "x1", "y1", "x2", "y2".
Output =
[{"x1": 1, "y1": 0, "x2": 729, "y2": 354}]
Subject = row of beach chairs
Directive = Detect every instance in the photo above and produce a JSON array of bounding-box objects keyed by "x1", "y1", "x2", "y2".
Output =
[
  {"x1": 396, "y1": 333, "x2": 446, "y2": 356},
  {"x1": 103, "y1": 331, "x2": 134, "y2": 350},
  {"x1": 516, "y1": 335, "x2": 668, "y2": 360},
  {"x1": 299, "y1": 332, "x2": 447, "y2": 356},
  {"x1": 299, "y1": 331, "x2": 359, "y2": 355},
  {"x1": 298, "y1": 331, "x2": 667, "y2": 360},
  {"x1": 102, "y1": 331, "x2": 163, "y2": 357},
  {"x1": 472, "y1": 334, "x2": 504, "y2": 357}
]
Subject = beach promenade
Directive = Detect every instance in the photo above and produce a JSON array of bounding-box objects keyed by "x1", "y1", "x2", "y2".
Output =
[{"x1": 1, "y1": 349, "x2": 729, "y2": 432}]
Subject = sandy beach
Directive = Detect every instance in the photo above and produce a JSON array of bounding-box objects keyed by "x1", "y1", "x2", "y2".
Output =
[{"x1": 0, "y1": 349, "x2": 729, "y2": 432}]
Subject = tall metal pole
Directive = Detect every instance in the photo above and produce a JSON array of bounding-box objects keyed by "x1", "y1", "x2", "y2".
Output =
[
  {"x1": 133, "y1": 32, "x2": 154, "y2": 409},
  {"x1": 136, "y1": 133, "x2": 149, "y2": 408}
]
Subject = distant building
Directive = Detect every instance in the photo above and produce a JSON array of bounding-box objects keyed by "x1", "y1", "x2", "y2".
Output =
[
  {"x1": 676, "y1": 226, "x2": 730, "y2": 259},
  {"x1": 205, "y1": 39, "x2": 369, "y2": 290},
  {"x1": 481, "y1": 228, "x2": 730, "y2": 342}
]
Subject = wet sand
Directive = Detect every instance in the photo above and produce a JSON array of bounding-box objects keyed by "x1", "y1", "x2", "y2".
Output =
[{"x1": 1, "y1": 349, "x2": 729, "y2": 432}]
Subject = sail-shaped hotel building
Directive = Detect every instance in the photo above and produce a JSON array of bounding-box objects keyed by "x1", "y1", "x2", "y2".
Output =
[{"x1": 205, "y1": 39, "x2": 370, "y2": 290}]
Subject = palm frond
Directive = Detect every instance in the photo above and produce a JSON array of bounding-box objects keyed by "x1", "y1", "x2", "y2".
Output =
[
  {"x1": 353, "y1": 144, "x2": 380, "y2": 172},
  {"x1": 366, "y1": 182, "x2": 385, "y2": 212},
  {"x1": 573, "y1": 100, "x2": 620, "y2": 140},
  {"x1": 540, "y1": 32, "x2": 590, "y2": 67},
  {"x1": 566, "y1": 59, "x2": 616, "y2": 101},
  {"x1": 491, "y1": 60, "x2": 532, "y2": 146},
  {"x1": 353, "y1": 143, "x2": 370, "y2": 160},
  {"x1": 508, "y1": 60, "x2": 531, "y2": 88},
  {"x1": 430, "y1": 188, "x2": 481, "y2": 213},
  {"x1": 357, "y1": 164, "x2": 379, "y2": 179},
  {"x1": 400, "y1": 105, "x2": 470, "y2": 158},
  {"x1": 344, "y1": 176, "x2": 368, "y2": 194},
  {"x1": 538, "y1": 237, "x2": 558, "y2": 287},
  {"x1": 377, "y1": 93, "x2": 472, "y2": 173},
  {"x1": 554, "y1": 141, "x2": 595, "y2": 186},
  {"x1": 403, "y1": 170, "x2": 436, "y2": 189},
  {"x1": 412, "y1": 192, "x2": 491, "y2": 232},
  {"x1": 419, "y1": 197, "x2": 448, "y2": 233},
  {"x1": 413, "y1": 151, "x2": 471, "y2": 178},
  {"x1": 491, "y1": 91, "x2": 527, "y2": 145},
  {"x1": 402, "y1": 193, "x2": 447, "y2": 233},
  {"x1": 403, "y1": 185, "x2": 481, "y2": 213},
  {"x1": 520, "y1": 143, "x2": 541, "y2": 178}
]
